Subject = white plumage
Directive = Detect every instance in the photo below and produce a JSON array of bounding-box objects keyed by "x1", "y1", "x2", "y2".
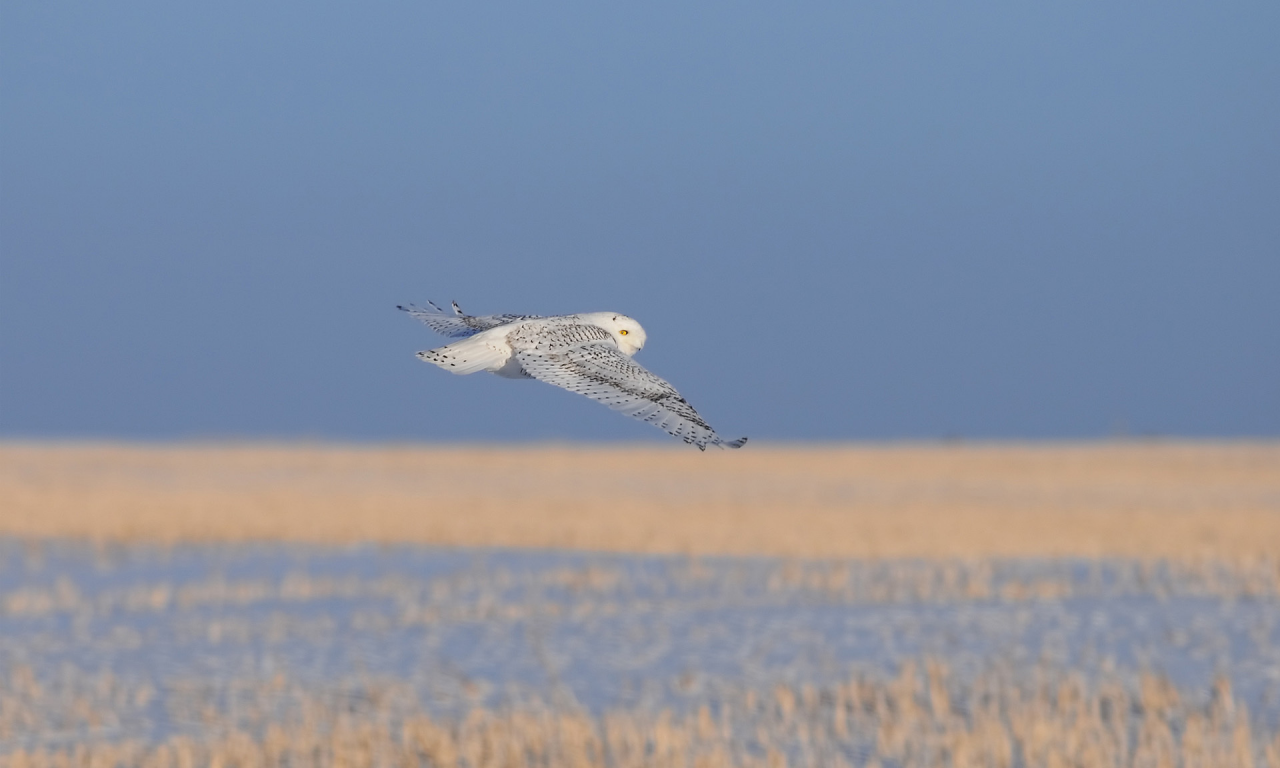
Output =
[{"x1": 400, "y1": 300, "x2": 746, "y2": 450}]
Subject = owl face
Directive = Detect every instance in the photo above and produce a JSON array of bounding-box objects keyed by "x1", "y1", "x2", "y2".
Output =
[{"x1": 590, "y1": 312, "x2": 647, "y2": 356}]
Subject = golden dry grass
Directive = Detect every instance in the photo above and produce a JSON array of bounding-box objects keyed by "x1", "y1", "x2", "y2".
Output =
[
  {"x1": 2, "y1": 441, "x2": 1278, "y2": 558},
  {"x1": 4, "y1": 661, "x2": 1276, "y2": 768}
]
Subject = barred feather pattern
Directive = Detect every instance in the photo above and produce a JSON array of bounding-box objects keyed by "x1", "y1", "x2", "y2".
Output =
[
  {"x1": 508, "y1": 321, "x2": 745, "y2": 450},
  {"x1": 398, "y1": 300, "x2": 538, "y2": 338}
]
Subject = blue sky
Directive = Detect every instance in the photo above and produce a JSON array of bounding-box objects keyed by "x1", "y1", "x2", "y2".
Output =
[{"x1": 2, "y1": 2, "x2": 1277, "y2": 441}]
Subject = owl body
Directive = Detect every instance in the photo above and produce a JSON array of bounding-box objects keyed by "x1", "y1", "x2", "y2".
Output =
[
  {"x1": 416, "y1": 313, "x2": 646, "y2": 378},
  {"x1": 400, "y1": 301, "x2": 744, "y2": 450}
]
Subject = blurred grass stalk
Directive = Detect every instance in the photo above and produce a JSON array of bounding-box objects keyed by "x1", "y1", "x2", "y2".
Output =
[{"x1": 3, "y1": 660, "x2": 1277, "y2": 767}]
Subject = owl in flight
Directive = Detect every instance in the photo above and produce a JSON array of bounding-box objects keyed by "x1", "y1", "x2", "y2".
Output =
[{"x1": 399, "y1": 300, "x2": 747, "y2": 450}]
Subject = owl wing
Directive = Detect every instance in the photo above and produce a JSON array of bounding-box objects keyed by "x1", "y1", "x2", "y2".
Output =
[
  {"x1": 510, "y1": 326, "x2": 746, "y2": 450},
  {"x1": 399, "y1": 300, "x2": 539, "y2": 338}
]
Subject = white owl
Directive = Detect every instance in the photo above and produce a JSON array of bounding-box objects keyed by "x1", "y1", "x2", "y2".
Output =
[{"x1": 400, "y1": 300, "x2": 746, "y2": 450}]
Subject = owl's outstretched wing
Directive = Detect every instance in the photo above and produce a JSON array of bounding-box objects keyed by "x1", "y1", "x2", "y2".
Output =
[
  {"x1": 399, "y1": 300, "x2": 539, "y2": 338},
  {"x1": 511, "y1": 329, "x2": 746, "y2": 450}
]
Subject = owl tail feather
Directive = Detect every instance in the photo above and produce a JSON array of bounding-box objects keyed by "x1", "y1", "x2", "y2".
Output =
[{"x1": 417, "y1": 335, "x2": 511, "y2": 375}]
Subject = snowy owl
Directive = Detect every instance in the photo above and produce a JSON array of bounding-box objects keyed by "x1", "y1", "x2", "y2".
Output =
[{"x1": 399, "y1": 300, "x2": 747, "y2": 450}]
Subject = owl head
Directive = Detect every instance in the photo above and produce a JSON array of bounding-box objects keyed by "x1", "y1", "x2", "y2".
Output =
[{"x1": 587, "y1": 312, "x2": 647, "y2": 356}]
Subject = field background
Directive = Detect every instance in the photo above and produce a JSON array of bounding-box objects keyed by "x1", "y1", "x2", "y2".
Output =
[
  {"x1": 2, "y1": 441, "x2": 1279, "y2": 767},
  {"x1": 3, "y1": 441, "x2": 1277, "y2": 557}
]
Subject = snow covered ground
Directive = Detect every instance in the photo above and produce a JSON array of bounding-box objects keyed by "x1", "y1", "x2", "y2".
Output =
[{"x1": 2, "y1": 541, "x2": 1277, "y2": 755}]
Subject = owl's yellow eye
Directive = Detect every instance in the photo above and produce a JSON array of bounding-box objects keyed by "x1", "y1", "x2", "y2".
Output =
[{"x1": 619, "y1": 330, "x2": 629, "y2": 335}]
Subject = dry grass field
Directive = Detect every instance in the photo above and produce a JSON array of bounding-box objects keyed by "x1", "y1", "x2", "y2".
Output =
[
  {"x1": 2, "y1": 542, "x2": 1278, "y2": 767},
  {"x1": 1, "y1": 441, "x2": 1277, "y2": 558},
  {"x1": 2, "y1": 440, "x2": 1279, "y2": 766},
  {"x1": 5, "y1": 663, "x2": 1274, "y2": 768}
]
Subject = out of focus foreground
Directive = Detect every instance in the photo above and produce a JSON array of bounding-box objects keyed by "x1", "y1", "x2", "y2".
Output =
[{"x1": 1, "y1": 442, "x2": 1278, "y2": 767}]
